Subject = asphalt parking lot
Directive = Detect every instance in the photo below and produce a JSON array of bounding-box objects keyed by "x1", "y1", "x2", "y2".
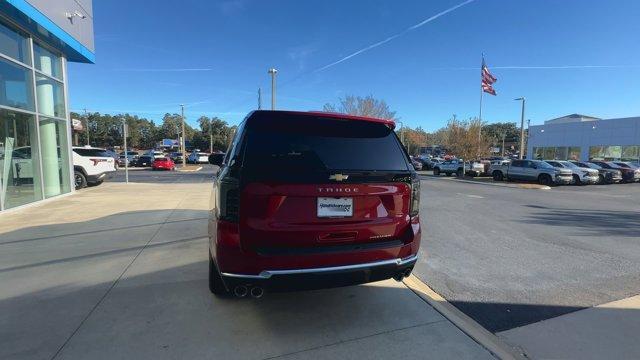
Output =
[{"x1": 414, "y1": 175, "x2": 640, "y2": 332}]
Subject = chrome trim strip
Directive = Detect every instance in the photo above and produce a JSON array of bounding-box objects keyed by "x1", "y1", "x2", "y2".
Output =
[{"x1": 221, "y1": 254, "x2": 418, "y2": 280}]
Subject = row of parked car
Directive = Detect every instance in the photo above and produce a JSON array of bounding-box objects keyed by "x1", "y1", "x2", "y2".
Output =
[
  {"x1": 489, "y1": 159, "x2": 640, "y2": 186},
  {"x1": 413, "y1": 154, "x2": 639, "y2": 186},
  {"x1": 116, "y1": 150, "x2": 214, "y2": 168}
]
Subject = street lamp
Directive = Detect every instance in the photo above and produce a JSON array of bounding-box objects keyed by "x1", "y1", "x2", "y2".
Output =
[
  {"x1": 514, "y1": 97, "x2": 526, "y2": 159},
  {"x1": 180, "y1": 104, "x2": 186, "y2": 167},
  {"x1": 268, "y1": 68, "x2": 277, "y2": 110}
]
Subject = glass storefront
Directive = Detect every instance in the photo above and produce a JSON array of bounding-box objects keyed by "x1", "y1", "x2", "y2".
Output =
[
  {"x1": 533, "y1": 146, "x2": 582, "y2": 160},
  {"x1": 589, "y1": 145, "x2": 640, "y2": 162},
  {"x1": 0, "y1": 109, "x2": 42, "y2": 209},
  {"x1": 0, "y1": 18, "x2": 70, "y2": 212}
]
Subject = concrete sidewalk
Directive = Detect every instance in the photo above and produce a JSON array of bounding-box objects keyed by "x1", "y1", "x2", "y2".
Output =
[{"x1": 1, "y1": 182, "x2": 496, "y2": 360}]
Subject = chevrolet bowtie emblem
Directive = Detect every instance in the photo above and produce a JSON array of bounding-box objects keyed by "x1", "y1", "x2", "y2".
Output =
[{"x1": 329, "y1": 174, "x2": 349, "y2": 181}]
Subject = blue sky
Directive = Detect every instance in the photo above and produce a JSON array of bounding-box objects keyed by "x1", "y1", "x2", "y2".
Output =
[{"x1": 67, "y1": 0, "x2": 640, "y2": 131}]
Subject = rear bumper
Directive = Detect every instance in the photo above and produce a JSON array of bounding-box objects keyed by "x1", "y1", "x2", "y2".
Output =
[{"x1": 221, "y1": 254, "x2": 418, "y2": 292}]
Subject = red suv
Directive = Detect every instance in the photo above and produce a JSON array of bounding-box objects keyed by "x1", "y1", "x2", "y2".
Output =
[{"x1": 208, "y1": 110, "x2": 421, "y2": 298}]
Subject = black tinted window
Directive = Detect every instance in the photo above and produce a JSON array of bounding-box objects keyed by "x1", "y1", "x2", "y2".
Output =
[
  {"x1": 74, "y1": 148, "x2": 110, "y2": 157},
  {"x1": 243, "y1": 115, "x2": 408, "y2": 179},
  {"x1": 511, "y1": 160, "x2": 524, "y2": 167}
]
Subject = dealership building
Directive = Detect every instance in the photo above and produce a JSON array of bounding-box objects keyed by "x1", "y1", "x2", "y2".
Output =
[
  {"x1": 0, "y1": 0, "x2": 94, "y2": 212},
  {"x1": 527, "y1": 114, "x2": 640, "y2": 163}
]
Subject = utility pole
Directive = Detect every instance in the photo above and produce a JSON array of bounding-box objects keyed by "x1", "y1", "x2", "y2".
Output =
[
  {"x1": 83, "y1": 108, "x2": 90, "y2": 146},
  {"x1": 180, "y1": 104, "x2": 186, "y2": 167},
  {"x1": 515, "y1": 97, "x2": 526, "y2": 159},
  {"x1": 258, "y1": 87, "x2": 262, "y2": 110},
  {"x1": 268, "y1": 68, "x2": 277, "y2": 110},
  {"x1": 209, "y1": 118, "x2": 213, "y2": 153},
  {"x1": 122, "y1": 116, "x2": 129, "y2": 184},
  {"x1": 501, "y1": 133, "x2": 506, "y2": 157}
]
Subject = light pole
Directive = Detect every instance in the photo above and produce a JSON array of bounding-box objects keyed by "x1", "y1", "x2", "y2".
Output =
[
  {"x1": 83, "y1": 108, "x2": 90, "y2": 146},
  {"x1": 122, "y1": 116, "x2": 129, "y2": 184},
  {"x1": 180, "y1": 104, "x2": 186, "y2": 167},
  {"x1": 515, "y1": 97, "x2": 526, "y2": 159},
  {"x1": 209, "y1": 118, "x2": 213, "y2": 153},
  {"x1": 268, "y1": 68, "x2": 277, "y2": 110}
]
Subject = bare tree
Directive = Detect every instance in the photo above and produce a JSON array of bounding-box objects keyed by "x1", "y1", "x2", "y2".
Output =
[
  {"x1": 443, "y1": 117, "x2": 491, "y2": 160},
  {"x1": 323, "y1": 95, "x2": 397, "y2": 120}
]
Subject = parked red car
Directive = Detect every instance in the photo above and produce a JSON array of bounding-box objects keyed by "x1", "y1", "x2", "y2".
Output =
[
  {"x1": 207, "y1": 110, "x2": 421, "y2": 298},
  {"x1": 152, "y1": 157, "x2": 175, "y2": 171}
]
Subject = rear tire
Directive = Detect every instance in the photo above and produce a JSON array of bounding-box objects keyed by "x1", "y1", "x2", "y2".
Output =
[
  {"x1": 433, "y1": 167, "x2": 440, "y2": 176},
  {"x1": 209, "y1": 254, "x2": 229, "y2": 296},
  {"x1": 492, "y1": 171, "x2": 504, "y2": 181},
  {"x1": 74, "y1": 171, "x2": 87, "y2": 190},
  {"x1": 456, "y1": 168, "x2": 463, "y2": 177}
]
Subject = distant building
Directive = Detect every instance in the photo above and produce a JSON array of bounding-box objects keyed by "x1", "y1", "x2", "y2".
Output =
[
  {"x1": 528, "y1": 114, "x2": 640, "y2": 163},
  {"x1": 0, "y1": 1, "x2": 95, "y2": 212}
]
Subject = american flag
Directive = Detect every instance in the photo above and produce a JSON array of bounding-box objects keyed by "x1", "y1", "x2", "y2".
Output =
[{"x1": 481, "y1": 59, "x2": 497, "y2": 95}]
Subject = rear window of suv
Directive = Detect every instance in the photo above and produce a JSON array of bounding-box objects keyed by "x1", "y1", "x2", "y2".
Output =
[
  {"x1": 74, "y1": 148, "x2": 111, "y2": 157},
  {"x1": 242, "y1": 115, "x2": 409, "y2": 180}
]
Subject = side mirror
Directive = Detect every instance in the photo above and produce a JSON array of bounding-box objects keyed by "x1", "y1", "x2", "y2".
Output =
[
  {"x1": 531, "y1": 164, "x2": 538, "y2": 169},
  {"x1": 209, "y1": 154, "x2": 223, "y2": 166}
]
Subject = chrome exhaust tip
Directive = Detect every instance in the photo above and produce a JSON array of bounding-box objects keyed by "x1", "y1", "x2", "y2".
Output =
[
  {"x1": 250, "y1": 286, "x2": 264, "y2": 298},
  {"x1": 233, "y1": 285, "x2": 248, "y2": 298}
]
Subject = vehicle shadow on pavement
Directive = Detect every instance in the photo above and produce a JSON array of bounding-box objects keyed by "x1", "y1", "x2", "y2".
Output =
[{"x1": 520, "y1": 205, "x2": 640, "y2": 237}]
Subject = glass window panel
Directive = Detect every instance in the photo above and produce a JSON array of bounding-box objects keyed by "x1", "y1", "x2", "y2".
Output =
[
  {"x1": 36, "y1": 75, "x2": 65, "y2": 118},
  {"x1": 0, "y1": 20, "x2": 31, "y2": 64},
  {"x1": 0, "y1": 58, "x2": 35, "y2": 111},
  {"x1": 533, "y1": 147, "x2": 543, "y2": 160},
  {"x1": 568, "y1": 147, "x2": 581, "y2": 160},
  {"x1": 34, "y1": 42, "x2": 62, "y2": 80},
  {"x1": 39, "y1": 117, "x2": 71, "y2": 198},
  {"x1": 0, "y1": 109, "x2": 42, "y2": 209},
  {"x1": 589, "y1": 146, "x2": 605, "y2": 160},
  {"x1": 621, "y1": 146, "x2": 638, "y2": 161},
  {"x1": 555, "y1": 147, "x2": 568, "y2": 160},
  {"x1": 604, "y1": 146, "x2": 621, "y2": 160},
  {"x1": 543, "y1": 147, "x2": 555, "y2": 160}
]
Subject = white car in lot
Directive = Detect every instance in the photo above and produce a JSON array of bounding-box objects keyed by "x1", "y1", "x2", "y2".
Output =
[
  {"x1": 73, "y1": 147, "x2": 116, "y2": 189},
  {"x1": 146, "y1": 150, "x2": 166, "y2": 159},
  {"x1": 187, "y1": 151, "x2": 209, "y2": 164}
]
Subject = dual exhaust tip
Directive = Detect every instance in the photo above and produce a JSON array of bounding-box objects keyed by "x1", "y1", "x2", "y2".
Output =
[
  {"x1": 393, "y1": 268, "x2": 413, "y2": 282},
  {"x1": 233, "y1": 285, "x2": 264, "y2": 298}
]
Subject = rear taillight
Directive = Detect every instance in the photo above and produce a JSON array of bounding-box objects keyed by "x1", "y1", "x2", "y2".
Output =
[
  {"x1": 410, "y1": 176, "x2": 420, "y2": 217},
  {"x1": 219, "y1": 181, "x2": 239, "y2": 222}
]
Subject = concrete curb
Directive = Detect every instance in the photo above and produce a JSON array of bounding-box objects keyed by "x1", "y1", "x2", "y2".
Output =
[
  {"x1": 177, "y1": 166, "x2": 203, "y2": 172},
  {"x1": 403, "y1": 275, "x2": 529, "y2": 360},
  {"x1": 420, "y1": 175, "x2": 551, "y2": 190}
]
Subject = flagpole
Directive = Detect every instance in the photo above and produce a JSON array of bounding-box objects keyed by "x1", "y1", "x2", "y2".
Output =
[{"x1": 479, "y1": 54, "x2": 484, "y2": 151}]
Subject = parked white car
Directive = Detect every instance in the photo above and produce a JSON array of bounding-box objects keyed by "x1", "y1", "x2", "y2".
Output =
[
  {"x1": 146, "y1": 150, "x2": 166, "y2": 159},
  {"x1": 187, "y1": 152, "x2": 209, "y2": 164},
  {"x1": 73, "y1": 146, "x2": 116, "y2": 189}
]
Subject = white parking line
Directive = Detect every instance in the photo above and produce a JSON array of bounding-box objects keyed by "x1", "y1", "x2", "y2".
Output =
[{"x1": 456, "y1": 193, "x2": 484, "y2": 199}]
